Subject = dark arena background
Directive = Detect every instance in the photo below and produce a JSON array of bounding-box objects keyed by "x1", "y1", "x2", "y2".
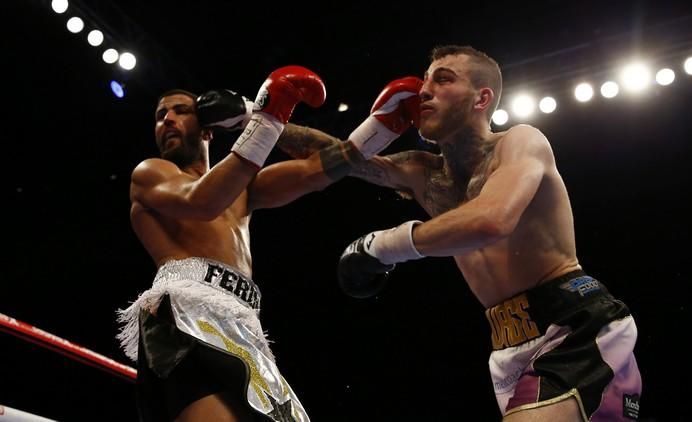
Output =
[{"x1": 2, "y1": 1, "x2": 691, "y2": 421}]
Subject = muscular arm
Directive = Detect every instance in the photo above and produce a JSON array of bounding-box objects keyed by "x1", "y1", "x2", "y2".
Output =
[
  {"x1": 247, "y1": 117, "x2": 428, "y2": 209},
  {"x1": 247, "y1": 145, "x2": 434, "y2": 210},
  {"x1": 246, "y1": 140, "x2": 362, "y2": 210},
  {"x1": 275, "y1": 123, "x2": 342, "y2": 159},
  {"x1": 130, "y1": 153, "x2": 257, "y2": 220},
  {"x1": 412, "y1": 125, "x2": 553, "y2": 256}
]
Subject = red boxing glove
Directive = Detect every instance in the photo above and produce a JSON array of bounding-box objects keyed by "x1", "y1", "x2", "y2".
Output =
[
  {"x1": 349, "y1": 76, "x2": 423, "y2": 159},
  {"x1": 232, "y1": 66, "x2": 326, "y2": 168},
  {"x1": 254, "y1": 65, "x2": 326, "y2": 124},
  {"x1": 371, "y1": 76, "x2": 423, "y2": 131}
]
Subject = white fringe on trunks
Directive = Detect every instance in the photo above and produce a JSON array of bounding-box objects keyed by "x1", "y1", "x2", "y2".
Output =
[
  {"x1": 116, "y1": 257, "x2": 271, "y2": 362},
  {"x1": 116, "y1": 257, "x2": 310, "y2": 421}
]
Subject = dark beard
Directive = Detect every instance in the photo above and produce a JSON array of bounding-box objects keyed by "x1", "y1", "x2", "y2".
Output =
[{"x1": 160, "y1": 135, "x2": 203, "y2": 168}]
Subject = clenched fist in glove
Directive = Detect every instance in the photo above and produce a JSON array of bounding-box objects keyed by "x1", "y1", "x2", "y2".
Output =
[
  {"x1": 232, "y1": 66, "x2": 326, "y2": 168},
  {"x1": 338, "y1": 220, "x2": 424, "y2": 298},
  {"x1": 348, "y1": 76, "x2": 423, "y2": 159},
  {"x1": 196, "y1": 89, "x2": 255, "y2": 131}
]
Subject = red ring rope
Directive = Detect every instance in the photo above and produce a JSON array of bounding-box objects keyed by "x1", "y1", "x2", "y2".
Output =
[{"x1": 0, "y1": 312, "x2": 136, "y2": 382}]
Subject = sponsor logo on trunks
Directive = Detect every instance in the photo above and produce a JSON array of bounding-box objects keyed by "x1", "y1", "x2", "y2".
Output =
[
  {"x1": 204, "y1": 264, "x2": 260, "y2": 309},
  {"x1": 493, "y1": 367, "x2": 523, "y2": 393},
  {"x1": 486, "y1": 294, "x2": 540, "y2": 350},
  {"x1": 560, "y1": 276, "x2": 601, "y2": 297},
  {"x1": 623, "y1": 393, "x2": 640, "y2": 419}
]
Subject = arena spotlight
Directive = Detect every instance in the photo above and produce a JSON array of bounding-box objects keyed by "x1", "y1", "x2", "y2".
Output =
[
  {"x1": 684, "y1": 57, "x2": 692, "y2": 75},
  {"x1": 600, "y1": 81, "x2": 619, "y2": 98},
  {"x1": 51, "y1": 0, "x2": 68, "y2": 14},
  {"x1": 492, "y1": 109, "x2": 509, "y2": 125},
  {"x1": 87, "y1": 29, "x2": 104, "y2": 47},
  {"x1": 66, "y1": 16, "x2": 84, "y2": 33},
  {"x1": 621, "y1": 63, "x2": 651, "y2": 92},
  {"x1": 102, "y1": 48, "x2": 119, "y2": 64},
  {"x1": 574, "y1": 83, "x2": 594, "y2": 102},
  {"x1": 118, "y1": 52, "x2": 137, "y2": 71},
  {"x1": 511, "y1": 94, "x2": 535, "y2": 119},
  {"x1": 655, "y1": 68, "x2": 675, "y2": 86},
  {"x1": 110, "y1": 80, "x2": 125, "y2": 98},
  {"x1": 338, "y1": 103, "x2": 349, "y2": 112},
  {"x1": 539, "y1": 97, "x2": 557, "y2": 113}
]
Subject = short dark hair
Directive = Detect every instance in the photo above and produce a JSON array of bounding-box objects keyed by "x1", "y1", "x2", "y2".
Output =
[
  {"x1": 157, "y1": 89, "x2": 198, "y2": 103},
  {"x1": 430, "y1": 45, "x2": 502, "y2": 120}
]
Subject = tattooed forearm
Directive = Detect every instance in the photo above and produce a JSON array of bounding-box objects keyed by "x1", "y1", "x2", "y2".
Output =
[
  {"x1": 319, "y1": 142, "x2": 365, "y2": 181},
  {"x1": 349, "y1": 162, "x2": 391, "y2": 185},
  {"x1": 276, "y1": 124, "x2": 342, "y2": 159}
]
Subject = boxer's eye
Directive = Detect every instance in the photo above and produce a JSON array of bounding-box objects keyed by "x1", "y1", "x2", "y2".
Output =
[{"x1": 173, "y1": 105, "x2": 193, "y2": 114}]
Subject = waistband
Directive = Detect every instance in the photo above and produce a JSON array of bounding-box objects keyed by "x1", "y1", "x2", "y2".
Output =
[
  {"x1": 485, "y1": 270, "x2": 611, "y2": 350},
  {"x1": 155, "y1": 257, "x2": 261, "y2": 310}
]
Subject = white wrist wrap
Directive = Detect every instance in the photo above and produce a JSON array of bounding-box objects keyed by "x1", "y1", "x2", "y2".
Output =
[
  {"x1": 348, "y1": 115, "x2": 399, "y2": 159},
  {"x1": 231, "y1": 112, "x2": 284, "y2": 167},
  {"x1": 365, "y1": 220, "x2": 425, "y2": 265}
]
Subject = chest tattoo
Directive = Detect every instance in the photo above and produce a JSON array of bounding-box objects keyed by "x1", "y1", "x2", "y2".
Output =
[
  {"x1": 422, "y1": 144, "x2": 497, "y2": 216},
  {"x1": 423, "y1": 167, "x2": 465, "y2": 216}
]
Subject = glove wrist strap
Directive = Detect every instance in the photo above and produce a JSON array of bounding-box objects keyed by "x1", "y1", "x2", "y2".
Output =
[
  {"x1": 366, "y1": 220, "x2": 424, "y2": 265},
  {"x1": 348, "y1": 115, "x2": 398, "y2": 159}
]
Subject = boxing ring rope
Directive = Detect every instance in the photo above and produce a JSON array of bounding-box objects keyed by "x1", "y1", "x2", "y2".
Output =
[
  {"x1": 0, "y1": 311, "x2": 136, "y2": 420},
  {"x1": 0, "y1": 311, "x2": 136, "y2": 382},
  {"x1": 0, "y1": 405, "x2": 58, "y2": 422}
]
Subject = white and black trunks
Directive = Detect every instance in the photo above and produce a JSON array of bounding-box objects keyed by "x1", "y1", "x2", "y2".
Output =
[
  {"x1": 117, "y1": 257, "x2": 310, "y2": 421},
  {"x1": 486, "y1": 269, "x2": 642, "y2": 421}
]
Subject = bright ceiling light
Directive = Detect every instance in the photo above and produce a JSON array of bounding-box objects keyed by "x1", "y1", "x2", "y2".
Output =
[
  {"x1": 574, "y1": 83, "x2": 594, "y2": 102},
  {"x1": 600, "y1": 81, "x2": 619, "y2": 98},
  {"x1": 66, "y1": 16, "x2": 84, "y2": 33},
  {"x1": 492, "y1": 109, "x2": 509, "y2": 125},
  {"x1": 51, "y1": 0, "x2": 68, "y2": 14},
  {"x1": 102, "y1": 48, "x2": 119, "y2": 64},
  {"x1": 655, "y1": 68, "x2": 675, "y2": 86},
  {"x1": 511, "y1": 94, "x2": 535, "y2": 118},
  {"x1": 621, "y1": 63, "x2": 651, "y2": 92},
  {"x1": 118, "y1": 52, "x2": 137, "y2": 70},
  {"x1": 684, "y1": 57, "x2": 692, "y2": 75},
  {"x1": 87, "y1": 30, "x2": 104, "y2": 47},
  {"x1": 539, "y1": 97, "x2": 557, "y2": 113}
]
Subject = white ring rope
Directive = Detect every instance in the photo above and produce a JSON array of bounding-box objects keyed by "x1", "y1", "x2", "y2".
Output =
[{"x1": 0, "y1": 405, "x2": 57, "y2": 422}]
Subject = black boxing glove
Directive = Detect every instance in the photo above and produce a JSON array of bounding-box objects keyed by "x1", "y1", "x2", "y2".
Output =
[
  {"x1": 338, "y1": 235, "x2": 394, "y2": 299},
  {"x1": 338, "y1": 220, "x2": 424, "y2": 298},
  {"x1": 196, "y1": 89, "x2": 254, "y2": 131}
]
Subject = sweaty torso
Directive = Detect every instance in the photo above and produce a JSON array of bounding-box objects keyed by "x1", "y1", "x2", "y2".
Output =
[
  {"x1": 408, "y1": 135, "x2": 580, "y2": 307},
  {"x1": 130, "y1": 192, "x2": 253, "y2": 277}
]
